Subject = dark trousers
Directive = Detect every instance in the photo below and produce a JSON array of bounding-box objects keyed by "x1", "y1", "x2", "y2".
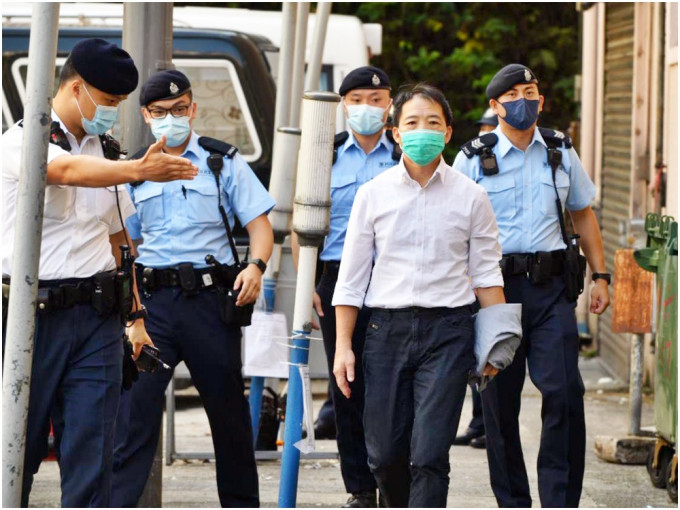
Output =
[
  {"x1": 481, "y1": 274, "x2": 585, "y2": 508},
  {"x1": 3, "y1": 303, "x2": 122, "y2": 507},
  {"x1": 363, "y1": 306, "x2": 475, "y2": 508},
  {"x1": 317, "y1": 271, "x2": 377, "y2": 494},
  {"x1": 111, "y1": 287, "x2": 258, "y2": 508}
]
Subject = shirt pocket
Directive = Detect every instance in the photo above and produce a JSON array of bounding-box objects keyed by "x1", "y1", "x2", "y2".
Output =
[
  {"x1": 43, "y1": 185, "x2": 75, "y2": 222},
  {"x1": 134, "y1": 184, "x2": 165, "y2": 231},
  {"x1": 479, "y1": 173, "x2": 516, "y2": 220},
  {"x1": 94, "y1": 186, "x2": 120, "y2": 223},
  {"x1": 539, "y1": 169, "x2": 570, "y2": 217},
  {"x1": 183, "y1": 180, "x2": 222, "y2": 225},
  {"x1": 330, "y1": 171, "x2": 358, "y2": 219}
]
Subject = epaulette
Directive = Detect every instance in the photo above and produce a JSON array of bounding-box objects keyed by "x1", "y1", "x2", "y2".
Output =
[
  {"x1": 460, "y1": 133, "x2": 498, "y2": 159},
  {"x1": 538, "y1": 127, "x2": 572, "y2": 149},
  {"x1": 332, "y1": 131, "x2": 350, "y2": 164},
  {"x1": 197, "y1": 136, "x2": 238, "y2": 158}
]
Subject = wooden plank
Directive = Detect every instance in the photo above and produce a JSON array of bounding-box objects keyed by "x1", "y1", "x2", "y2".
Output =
[{"x1": 611, "y1": 249, "x2": 654, "y2": 333}]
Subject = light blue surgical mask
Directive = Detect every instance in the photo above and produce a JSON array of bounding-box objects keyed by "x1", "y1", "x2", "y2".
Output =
[
  {"x1": 399, "y1": 129, "x2": 446, "y2": 166},
  {"x1": 75, "y1": 84, "x2": 119, "y2": 135},
  {"x1": 345, "y1": 103, "x2": 388, "y2": 135},
  {"x1": 149, "y1": 115, "x2": 192, "y2": 147},
  {"x1": 499, "y1": 98, "x2": 539, "y2": 131}
]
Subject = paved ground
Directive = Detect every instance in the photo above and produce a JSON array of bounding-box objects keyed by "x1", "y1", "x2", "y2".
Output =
[{"x1": 28, "y1": 358, "x2": 675, "y2": 508}]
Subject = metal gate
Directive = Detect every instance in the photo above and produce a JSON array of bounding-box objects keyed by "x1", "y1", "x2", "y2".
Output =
[{"x1": 599, "y1": 2, "x2": 635, "y2": 379}]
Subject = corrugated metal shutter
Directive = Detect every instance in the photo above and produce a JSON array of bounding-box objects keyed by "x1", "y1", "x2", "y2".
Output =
[{"x1": 599, "y1": 3, "x2": 635, "y2": 380}]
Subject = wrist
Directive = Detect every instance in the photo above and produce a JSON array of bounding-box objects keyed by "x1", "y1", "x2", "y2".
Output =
[{"x1": 129, "y1": 159, "x2": 143, "y2": 181}]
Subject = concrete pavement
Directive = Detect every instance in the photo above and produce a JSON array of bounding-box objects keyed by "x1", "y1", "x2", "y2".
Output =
[{"x1": 28, "y1": 357, "x2": 675, "y2": 507}]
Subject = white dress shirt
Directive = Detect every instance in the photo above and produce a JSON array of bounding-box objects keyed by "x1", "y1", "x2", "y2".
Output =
[
  {"x1": 332, "y1": 157, "x2": 503, "y2": 309},
  {"x1": 2, "y1": 112, "x2": 135, "y2": 280}
]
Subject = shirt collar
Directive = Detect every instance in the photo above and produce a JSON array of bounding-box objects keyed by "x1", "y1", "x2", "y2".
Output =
[
  {"x1": 339, "y1": 129, "x2": 391, "y2": 158},
  {"x1": 494, "y1": 125, "x2": 546, "y2": 158},
  {"x1": 398, "y1": 155, "x2": 449, "y2": 186},
  {"x1": 180, "y1": 131, "x2": 201, "y2": 159}
]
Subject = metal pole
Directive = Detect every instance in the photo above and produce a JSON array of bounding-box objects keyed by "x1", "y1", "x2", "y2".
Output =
[
  {"x1": 289, "y1": 2, "x2": 310, "y2": 129},
  {"x1": 274, "y1": 2, "x2": 297, "y2": 130},
  {"x1": 629, "y1": 333, "x2": 644, "y2": 436},
  {"x1": 121, "y1": 4, "x2": 174, "y2": 506},
  {"x1": 120, "y1": 2, "x2": 174, "y2": 156},
  {"x1": 304, "y1": 3, "x2": 332, "y2": 92},
  {"x1": 2, "y1": 4, "x2": 60, "y2": 507},
  {"x1": 278, "y1": 91, "x2": 339, "y2": 508}
]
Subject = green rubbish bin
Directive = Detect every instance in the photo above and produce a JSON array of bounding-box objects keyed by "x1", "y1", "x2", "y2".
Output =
[{"x1": 636, "y1": 214, "x2": 678, "y2": 502}]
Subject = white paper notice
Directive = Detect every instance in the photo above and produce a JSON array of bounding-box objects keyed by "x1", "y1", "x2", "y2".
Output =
[
  {"x1": 294, "y1": 364, "x2": 316, "y2": 454},
  {"x1": 243, "y1": 311, "x2": 289, "y2": 379}
]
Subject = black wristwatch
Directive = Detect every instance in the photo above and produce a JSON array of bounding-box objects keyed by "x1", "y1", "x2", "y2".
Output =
[
  {"x1": 127, "y1": 304, "x2": 149, "y2": 321},
  {"x1": 592, "y1": 272, "x2": 611, "y2": 284},
  {"x1": 248, "y1": 258, "x2": 267, "y2": 274}
]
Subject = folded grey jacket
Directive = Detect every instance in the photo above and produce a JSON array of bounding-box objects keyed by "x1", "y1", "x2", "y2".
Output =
[{"x1": 472, "y1": 303, "x2": 523, "y2": 391}]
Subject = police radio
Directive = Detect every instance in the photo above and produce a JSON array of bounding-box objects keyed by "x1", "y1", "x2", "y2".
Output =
[{"x1": 116, "y1": 245, "x2": 134, "y2": 323}]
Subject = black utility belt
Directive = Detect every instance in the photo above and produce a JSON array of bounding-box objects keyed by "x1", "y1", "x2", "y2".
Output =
[
  {"x1": 137, "y1": 263, "x2": 235, "y2": 293},
  {"x1": 501, "y1": 250, "x2": 566, "y2": 279},
  {"x1": 2, "y1": 270, "x2": 123, "y2": 314}
]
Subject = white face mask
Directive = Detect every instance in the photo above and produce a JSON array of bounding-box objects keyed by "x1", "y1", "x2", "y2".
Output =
[
  {"x1": 75, "y1": 84, "x2": 119, "y2": 135},
  {"x1": 345, "y1": 102, "x2": 390, "y2": 135}
]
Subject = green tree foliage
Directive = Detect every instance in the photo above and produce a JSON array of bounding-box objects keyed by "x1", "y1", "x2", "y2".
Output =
[{"x1": 177, "y1": 2, "x2": 580, "y2": 156}]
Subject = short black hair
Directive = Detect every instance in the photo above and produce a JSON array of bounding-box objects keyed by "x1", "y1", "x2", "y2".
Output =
[
  {"x1": 392, "y1": 83, "x2": 453, "y2": 127},
  {"x1": 58, "y1": 56, "x2": 80, "y2": 88}
]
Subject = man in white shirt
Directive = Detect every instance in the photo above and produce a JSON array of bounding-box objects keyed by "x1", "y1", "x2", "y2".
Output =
[
  {"x1": 1, "y1": 38, "x2": 196, "y2": 507},
  {"x1": 332, "y1": 83, "x2": 506, "y2": 508}
]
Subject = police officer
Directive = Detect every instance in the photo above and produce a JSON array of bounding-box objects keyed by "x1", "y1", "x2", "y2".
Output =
[
  {"x1": 1, "y1": 38, "x2": 196, "y2": 507},
  {"x1": 453, "y1": 108, "x2": 500, "y2": 451},
  {"x1": 111, "y1": 70, "x2": 275, "y2": 508},
  {"x1": 292, "y1": 65, "x2": 396, "y2": 508},
  {"x1": 453, "y1": 64, "x2": 611, "y2": 507}
]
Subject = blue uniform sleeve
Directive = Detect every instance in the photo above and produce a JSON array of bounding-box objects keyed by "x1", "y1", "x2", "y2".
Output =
[
  {"x1": 223, "y1": 153, "x2": 276, "y2": 227},
  {"x1": 452, "y1": 150, "x2": 476, "y2": 181},
  {"x1": 124, "y1": 184, "x2": 142, "y2": 240},
  {"x1": 564, "y1": 147, "x2": 596, "y2": 211}
]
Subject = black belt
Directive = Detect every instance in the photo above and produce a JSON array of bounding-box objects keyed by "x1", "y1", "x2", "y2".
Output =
[
  {"x1": 372, "y1": 304, "x2": 473, "y2": 316},
  {"x1": 3, "y1": 271, "x2": 115, "y2": 311},
  {"x1": 322, "y1": 261, "x2": 341, "y2": 277},
  {"x1": 501, "y1": 250, "x2": 566, "y2": 277},
  {"x1": 137, "y1": 265, "x2": 219, "y2": 291}
]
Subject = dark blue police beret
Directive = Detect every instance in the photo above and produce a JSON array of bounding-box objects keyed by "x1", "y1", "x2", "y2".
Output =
[
  {"x1": 476, "y1": 107, "x2": 498, "y2": 127},
  {"x1": 339, "y1": 66, "x2": 391, "y2": 97},
  {"x1": 486, "y1": 64, "x2": 538, "y2": 100},
  {"x1": 70, "y1": 38, "x2": 138, "y2": 95},
  {"x1": 139, "y1": 70, "x2": 192, "y2": 106}
]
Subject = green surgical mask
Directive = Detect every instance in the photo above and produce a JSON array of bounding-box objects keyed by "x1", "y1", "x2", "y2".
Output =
[{"x1": 400, "y1": 129, "x2": 446, "y2": 166}]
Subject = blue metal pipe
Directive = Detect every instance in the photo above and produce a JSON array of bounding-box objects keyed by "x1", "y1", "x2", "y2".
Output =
[{"x1": 278, "y1": 330, "x2": 310, "y2": 507}]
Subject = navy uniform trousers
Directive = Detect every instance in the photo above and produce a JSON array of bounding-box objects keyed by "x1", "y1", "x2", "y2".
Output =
[
  {"x1": 481, "y1": 274, "x2": 585, "y2": 508},
  {"x1": 363, "y1": 306, "x2": 475, "y2": 508},
  {"x1": 2, "y1": 288, "x2": 122, "y2": 508},
  {"x1": 316, "y1": 268, "x2": 377, "y2": 495},
  {"x1": 111, "y1": 286, "x2": 259, "y2": 507}
]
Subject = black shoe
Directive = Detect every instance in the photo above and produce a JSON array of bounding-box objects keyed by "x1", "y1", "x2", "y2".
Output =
[
  {"x1": 453, "y1": 428, "x2": 483, "y2": 446},
  {"x1": 469, "y1": 435, "x2": 486, "y2": 449},
  {"x1": 343, "y1": 492, "x2": 377, "y2": 508},
  {"x1": 314, "y1": 419, "x2": 337, "y2": 440}
]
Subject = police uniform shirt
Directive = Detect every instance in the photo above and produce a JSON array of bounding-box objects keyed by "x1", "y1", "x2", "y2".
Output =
[
  {"x1": 321, "y1": 130, "x2": 395, "y2": 262},
  {"x1": 126, "y1": 131, "x2": 275, "y2": 268},
  {"x1": 332, "y1": 157, "x2": 503, "y2": 309},
  {"x1": 453, "y1": 126, "x2": 595, "y2": 254},
  {"x1": 1, "y1": 113, "x2": 136, "y2": 279}
]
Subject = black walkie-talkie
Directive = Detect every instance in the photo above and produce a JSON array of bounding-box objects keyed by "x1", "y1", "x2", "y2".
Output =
[{"x1": 117, "y1": 245, "x2": 134, "y2": 323}]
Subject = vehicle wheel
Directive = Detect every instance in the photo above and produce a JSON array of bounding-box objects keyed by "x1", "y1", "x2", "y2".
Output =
[
  {"x1": 666, "y1": 455, "x2": 678, "y2": 503},
  {"x1": 648, "y1": 445, "x2": 672, "y2": 488}
]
